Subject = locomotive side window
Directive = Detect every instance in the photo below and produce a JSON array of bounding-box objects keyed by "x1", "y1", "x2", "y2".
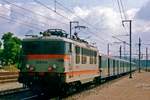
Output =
[
  {"x1": 90, "y1": 50, "x2": 94, "y2": 64},
  {"x1": 90, "y1": 51, "x2": 97, "y2": 64},
  {"x1": 90, "y1": 56, "x2": 93, "y2": 64},
  {"x1": 81, "y1": 48, "x2": 87, "y2": 64},
  {"x1": 75, "y1": 46, "x2": 80, "y2": 64},
  {"x1": 80, "y1": 48, "x2": 97, "y2": 64}
]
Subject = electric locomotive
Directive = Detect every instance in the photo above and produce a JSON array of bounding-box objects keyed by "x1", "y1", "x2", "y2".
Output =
[{"x1": 18, "y1": 29, "x2": 100, "y2": 95}]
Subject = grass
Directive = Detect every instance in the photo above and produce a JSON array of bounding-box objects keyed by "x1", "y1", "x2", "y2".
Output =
[{"x1": 0, "y1": 65, "x2": 19, "y2": 72}]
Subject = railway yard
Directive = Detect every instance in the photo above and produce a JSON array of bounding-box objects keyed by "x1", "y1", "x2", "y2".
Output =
[
  {"x1": 0, "y1": 71, "x2": 149, "y2": 100},
  {"x1": 0, "y1": 0, "x2": 150, "y2": 100}
]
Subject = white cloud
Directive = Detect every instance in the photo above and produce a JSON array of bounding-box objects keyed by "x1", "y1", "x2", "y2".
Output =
[
  {"x1": 73, "y1": 6, "x2": 124, "y2": 35},
  {"x1": 0, "y1": 1, "x2": 149, "y2": 54},
  {"x1": 126, "y1": 8, "x2": 139, "y2": 20},
  {"x1": 73, "y1": 7, "x2": 90, "y2": 19},
  {"x1": 0, "y1": 4, "x2": 11, "y2": 16}
]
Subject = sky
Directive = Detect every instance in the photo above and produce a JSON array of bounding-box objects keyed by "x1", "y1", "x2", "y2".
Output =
[{"x1": 0, "y1": 0, "x2": 150, "y2": 57}]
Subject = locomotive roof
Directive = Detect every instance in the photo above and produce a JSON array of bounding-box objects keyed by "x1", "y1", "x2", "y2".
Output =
[{"x1": 23, "y1": 35, "x2": 98, "y2": 51}]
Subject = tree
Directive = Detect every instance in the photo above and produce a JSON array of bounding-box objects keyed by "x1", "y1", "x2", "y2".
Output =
[
  {"x1": 0, "y1": 41, "x2": 2, "y2": 48},
  {"x1": 1, "y1": 32, "x2": 21, "y2": 65},
  {"x1": 0, "y1": 42, "x2": 2, "y2": 65}
]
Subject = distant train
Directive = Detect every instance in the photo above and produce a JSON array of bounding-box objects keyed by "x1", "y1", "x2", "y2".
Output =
[{"x1": 18, "y1": 29, "x2": 137, "y2": 96}]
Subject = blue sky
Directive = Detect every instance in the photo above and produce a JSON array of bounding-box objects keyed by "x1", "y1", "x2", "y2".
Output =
[{"x1": 0, "y1": 0, "x2": 150, "y2": 56}]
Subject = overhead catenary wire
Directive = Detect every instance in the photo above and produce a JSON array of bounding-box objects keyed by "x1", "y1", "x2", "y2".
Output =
[
  {"x1": 11, "y1": 11, "x2": 51, "y2": 28},
  {"x1": 111, "y1": 0, "x2": 128, "y2": 35},
  {"x1": 35, "y1": 0, "x2": 119, "y2": 52},
  {"x1": 87, "y1": 28, "x2": 110, "y2": 43},
  {"x1": 2, "y1": 0, "x2": 127, "y2": 54},
  {"x1": 119, "y1": 0, "x2": 130, "y2": 36},
  {"x1": 114, "y1": 0, "x2": 129, "y2": 35},
  {"x1": 116, "y1": 0, "x2": 123, "y2": 20},
  {"x1": 56, "y1": 0, "x2": 117, "y2": 37},
  {"x1": 1, "y1": 0, "x2": 110, "y2": 45},
  {"x1": 2, "y1": 0, "x2": 68, "y2": 26},
  {"x1": 0, "y1": 14, "x2": 45, "y2": 31},
  {"x1": 111, "y1": 0, "x2": 137, "y2": 58},
  {"x1": 34, "y1": 0, "x2": 71, "y2": 21},
  {"x1": 0, "y1": 2, "x2": 53, "y2": 29},
  {"x1": 111, "y1": 0, "x2": 130, "y2": 44},
  {"x1": 35, "y1": 0, "x2": 110, "y2": 44},
  {"x1": 1, "y1": 11, "x2": 48, "y2": 30},
  {"x1": 56, "y1": 0, "x2": 114, "y2": 43},
  {"x1": 119, "y1": 0, "x2": 127, "y2": 20}
]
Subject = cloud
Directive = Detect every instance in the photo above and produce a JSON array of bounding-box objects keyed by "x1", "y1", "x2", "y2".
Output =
[
  {"x1": 73, "y1": 6, "x2": 125, "y2": 38},
  {"x1": 0, "y1": 1, "x2": 145, "y2": 54},
  {"x1": 136, "y1": 0, "x2": 150, "y2": 21},
  {"x1": 126, "y1": 8, "x2": 139, "y2": 20},
  {"x1": 0, "y1": 2, "x2": 123, "y2": 38},
  {"x1": 0, "y1": 2, "x2": 68, "y2": 37},
  {"x1": 0, "y1": 4, "x2": 11, "y2": 16},
  {"x1": 133, "y1": 0, "x2": 150, "y2": 42}
]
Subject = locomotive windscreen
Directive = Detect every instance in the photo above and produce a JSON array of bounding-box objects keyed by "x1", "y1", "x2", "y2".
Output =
[{"x1": 22, "y1": 40, "x2": 70, "y2": 54}]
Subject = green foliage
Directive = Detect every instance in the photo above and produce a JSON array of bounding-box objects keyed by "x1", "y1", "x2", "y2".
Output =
[
  {"x1": 0, "y1": 41, "x2": 2, "y2": 48},
  {"x1": 0, "y1": 32, "x2": 21, "y2": 66}
]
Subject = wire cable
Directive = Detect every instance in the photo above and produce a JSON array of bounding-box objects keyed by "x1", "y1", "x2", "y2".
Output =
[
  {"x1": 34, "y1": 0, "x2": 71, "y2": 21},
  {"x1": 119, "y1": 0, "x2": 127, "y2": 20},
  {"x1": 2, "y1": 0, "x2": 68, "y2": 26},
  {"x1": 0, "y1": 3, "x2": 53, "y2": 28},
  {"x1": 56, "y1": 0, "x2": 116, "y2": 43},
  {"x1": 116, "y1": 0, "x2": 123, "y2": 20},
  {"x1": 35, "y1": 0, "x2": 111, "y2": 43},
  {"x1": 0, "y1": 14, "x2": 44, "y2": 31},
  {"x1": 56, "y1": 0, "x2": 117, "y2": 37}
]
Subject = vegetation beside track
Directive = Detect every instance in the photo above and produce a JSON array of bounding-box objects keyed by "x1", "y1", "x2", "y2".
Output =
[{"x1": 0, "y1": 65, "x2": 19, "y2": 72}]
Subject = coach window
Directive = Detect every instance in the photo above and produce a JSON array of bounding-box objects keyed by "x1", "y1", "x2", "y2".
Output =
[
  {"x1": 82, "y1": 48, "x2": 87, "y2": 64},
  {"x1": 90, "y1": 50, "x2": 93, "y2": 64},
  {"x1": 75, "y1": 46, "x2": 80, "y2": 64}
]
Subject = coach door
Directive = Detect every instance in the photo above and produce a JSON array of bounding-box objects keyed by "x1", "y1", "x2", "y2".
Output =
[
  {"x1": 113, "y1": 60, "x2": 115, "y2": 75},
  {"x1": 68, "y1": 43, "x2": 74, "y2": 78}
]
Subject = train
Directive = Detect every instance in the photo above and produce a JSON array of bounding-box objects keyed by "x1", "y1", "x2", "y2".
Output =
[{"x1": 18, "y1": 29, "x2": 137, "y2": 96}]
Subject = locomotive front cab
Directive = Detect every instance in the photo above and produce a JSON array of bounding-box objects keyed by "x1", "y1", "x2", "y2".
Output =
[
  {"x1": 22, "y1": 40, "x2": 70, "y2": 72},
  {"x1": 19, "y1": 38, "x2": 72, "y2": 94}
]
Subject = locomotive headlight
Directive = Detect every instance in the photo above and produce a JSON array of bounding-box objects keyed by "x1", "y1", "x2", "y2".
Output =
[
  {"x1": 26, "y1": 64, "x2": 30, "y2": 69},
  {"x1": 53, "y1": 64, "x2": 56, "y2": 69},
  {"x1": 29, "y1": 66, "x2": 34, "y2": 71},
  {"x1": 48, "y1": 67, "x2": 53, "y2": 72}
]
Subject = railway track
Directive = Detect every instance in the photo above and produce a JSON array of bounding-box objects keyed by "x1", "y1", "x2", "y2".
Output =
[
  {"x1": 0, "y1": 72, "x2": 131, "y2": 100},
  {"x1": 0, "y1": 88, "x2": 36, "y2": 100},
  {"x1": 0, "y1": 88, "x2": 59, "y2": 100}
]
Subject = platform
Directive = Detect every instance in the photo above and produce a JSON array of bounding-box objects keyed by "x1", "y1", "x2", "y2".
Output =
[
  {"x1": 0, "y1": 82, "x2": 23, "y2": 92},
  {"x1": 66, "y1": 71, "x2": 150, "y2": 100}
]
